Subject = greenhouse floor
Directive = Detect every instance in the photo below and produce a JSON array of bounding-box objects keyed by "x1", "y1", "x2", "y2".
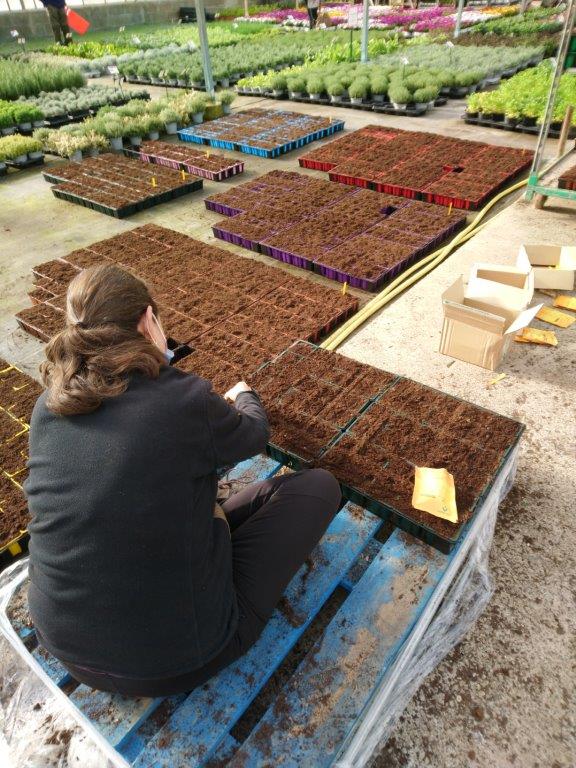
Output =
[{"x1": 0, "y1": 94, "x2": 574, "y2": 768}]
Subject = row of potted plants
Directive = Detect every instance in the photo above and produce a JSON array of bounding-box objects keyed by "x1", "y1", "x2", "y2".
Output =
[
  {"x1": 465, "y1": 61, "x2": 576, "y2": 128},
  {"x1": 0, "y1": 59, "x2": 86, "y2": 101},
  {"x1": 0, "y1": 136, "x2": 43, "y2": 171},
  {"x1": 240, "y1": 63, "x2": 442, "y2": 109},
  {"x1": 32, "y1": 91, "x2": 236, "y2": 160},
  {"x1": 236, "y1": 43, "x2": 543, "y2": 107},
  {"x1": 116, "y1": 30, "x2": 361, "y2": 87},
  {"x1": 0, "y1": 86, "x2": 143, "y2": 134}
]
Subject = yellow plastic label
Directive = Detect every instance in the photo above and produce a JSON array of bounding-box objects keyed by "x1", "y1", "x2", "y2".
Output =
[
  {"x1": 181, "y1": 169, "x2": 186, "y2": 180},
  {"x1": 151, "y1": 176, "x2": 157, "y2": 188},
  {"x1": 536, "y1": 306, "x2": 575, "y2": 328},
  {"x1": 341, "y1": 281, "x2": 348, "y2": 295},
  {"x1": 514, "y1": 328, "x2": 558, "y2": 346},
  {"x1": 8, "y1": 541, "x2": 22, "y2": 555},
  {"x1": 412, "y1": 467, "x2": 458, "y2": 523},
  {"x1": 554, "y1": 295, "x2": 576, "y2": 312}
]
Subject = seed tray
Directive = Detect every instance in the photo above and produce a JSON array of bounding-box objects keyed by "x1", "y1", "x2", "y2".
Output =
[
  {"x1": 124, "y1": 142, "x2": 246, "y2": 182},
  {"x1": 178, "y1": 109, "x2": 344, "y2": 158},
  {"x1": 207, "y1": 170, "x2": 468, "y2": 291},
  {"x1": 299, "y1": 125, "x2": 534, "y2": 210}
]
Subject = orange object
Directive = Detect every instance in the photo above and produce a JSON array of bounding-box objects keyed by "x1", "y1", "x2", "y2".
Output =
[{"x1": 66, "y1": 9, "x2": 90, "y2": 35}]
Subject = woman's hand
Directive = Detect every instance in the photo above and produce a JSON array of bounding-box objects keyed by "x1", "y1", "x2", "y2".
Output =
[{"x1": 224, "y1": 381, "x2": 252, "y2": 402}]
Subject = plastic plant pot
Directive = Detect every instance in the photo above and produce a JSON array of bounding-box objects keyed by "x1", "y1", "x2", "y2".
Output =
[
  {"x1": 223, "y1": 105, "x2": 232, "y2": 115},
  {"x1": 2, "y1": 127, "x2": 16, "y2": 136},
  {"x1": 221, "y1": 78, "x2": 230, "y2": 88},
  {"x1": 373, "y1": 94, "x2": 385, "y2": 103},
  {"x1": 70, "y1": 150, "x2": 82, "y2": 162},
  {"x1": 28, "y1": 151, "x2": 43, "y2": 160},
  {"x1": 33, "y1": 120, "x2": 45, "y2": 128},
  {"x1": 330, "y1": 95, "x2": 342, "y2": 104},
  {"x1": 350, "y1": 98, "x2": 363, "y2": 105},
  {"x1": 148, "y1": 131, "x2": 160, "y2": 140},
  {"x1": 289, "y1": 91, "x2": 303, "y2": 99},
  {"x1": 19, "y1": 122, "x2": 32, "y2": 131},
  {"x1": 165, "y1": 122, "x2": 178, "y2": 135},
  {"x1": 192, "y1": 113, "x2": 204, "y2": 125},
  {"x1": 392, "y1": 102, "x2": 407, "y2": 110},
  {"x1": 129, "y1": 136, "x2": 142, "y2": 146},
  {"x1": 87, "y1": 148, "x2": 99, "y2": 158},
  {"x1": 273, "y1": 90, "x2": 285, "y2": 97},
  {"x1": 309, "y1": 93, "x2": 322, "y2": 101},
  {"x1": 110, "y1": 136, "x2": 123, "y2": 151},
  {"x1": 13, "y1": 154, "x2": 27, "y2": 164}
]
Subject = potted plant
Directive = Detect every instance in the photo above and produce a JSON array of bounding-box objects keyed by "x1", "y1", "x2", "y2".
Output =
[
  {"x1": 370, "y1": 76, "x2": 388, "y2": 104},
  {"x1": 124, "y1": 116, "x2": 145, "y2": 146},
  {"x1": 348, "y1": 79, "x2": 369, "y2": 106},
  {"x1": 159, "y1": 107, "x2": 179, "y2": 135},
  {"x1": 0, "y1": 108, "x2": 16, "y2": 136},
  {"x1": 103, "y1": 118, "x2": 125, "y2": 150},
  {"x1": 177, "y1": 69, "x2": 190, "y2": 88},
  {"x1": 327, "y1": 79, "x2": 344, "y2": 104},
  {"x1": 144, "y1": 114, "x2": 164, "y2": 140},
  {"x1": 287, "y1": 76, "x2": 306, "y2": 99},
  {"x1": 271, "y1": 73, "x2": 287, "y2": 97},
  {"x1": 189, "y1": 94, "x2": 208, "y2": 124},
  {"x1": 219, "y1": 90, "x2": 236, "y2": 115},
  {"x1": 389, "y1": 84, "x2": 411, "y2": 111},
  {"x1": 166, "y1": 68, "x2": 179, "y2": 87},
  {"x1": 306, "y1": 75, "x2": 325, "y2": 101},
  {"x1": 413, "y1": 85, "x2": 439, "y2": 111},
  {"x1": 83, "y1": 130, "x2": 108, "y2": 157}
]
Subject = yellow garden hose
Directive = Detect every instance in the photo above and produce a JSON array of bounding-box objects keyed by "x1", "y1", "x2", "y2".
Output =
[{"x1": 321, "y1": 177, "x2": 529, "y2": 351}]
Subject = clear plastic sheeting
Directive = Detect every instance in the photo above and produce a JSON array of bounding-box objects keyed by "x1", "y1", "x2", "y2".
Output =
[
  {"x1": 334, "y1": 445, "x2": 519, "y2": 768},
  {"x1": 0, "y1": 560, "x2": 128, "y2": 768}
]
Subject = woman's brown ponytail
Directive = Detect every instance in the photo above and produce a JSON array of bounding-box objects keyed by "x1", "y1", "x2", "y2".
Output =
[{"x1": 41, "y1": 263, "x2": 166, "y2": 416}]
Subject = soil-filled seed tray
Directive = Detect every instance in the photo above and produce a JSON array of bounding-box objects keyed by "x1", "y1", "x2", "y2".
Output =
[
  {"x1": 247, "y1": 342, "x2": 524, "y2": 553},
  {"x1": 42, "y1": 154, "x2": 203, "y2": 218},
  {"x1": 206, "y1": 170, "x2": 467, "y2": 291},
  {"x1": 0, "y1": 359, "x2": 43, "y2": 567},
  {"x1": 558, "y1": 162, "x2": 576, "y2": 191},
  {"x1": 124, "y1": 140, "x2": 245, "y2": 181},
  {"x1": 299, "y1": 125, "x2": 533, "y2": 210},
  {"x1": 178, "y1": 108, "x2": 344, "y2": 158},
  {"x1": 16, "y1": 225, "x2": 358, "y2": 377}
]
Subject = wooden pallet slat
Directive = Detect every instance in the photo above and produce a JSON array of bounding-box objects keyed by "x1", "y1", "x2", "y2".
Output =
[
  {"x1": 69, "y1": 686, "x2": 164, "y2": 748},
  {"x1": 31, "y1": 644, "x2": 72, "y2": 686},
  {"x1": 134, "y1": 503, "x2": 381, "y2": 768},
  {"x1": 229, "y1": 529, "x2": 447, "y2": 767}
]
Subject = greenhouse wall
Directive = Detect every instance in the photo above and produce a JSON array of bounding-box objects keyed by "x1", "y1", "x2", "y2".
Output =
[{"x1": 0, "y1": 0, "x2": 234, "y2": 38}]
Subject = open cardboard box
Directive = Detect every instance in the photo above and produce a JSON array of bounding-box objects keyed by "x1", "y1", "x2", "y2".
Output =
[
  {"x1": 466, "y1": 263, "x2": 534, "y2": 311},
  {"x1": 440, "y1": 276, "x2": 543, "y2": 370},
  {"x1": 517, "y1": 244, "x2": 576, "y2": 290}
]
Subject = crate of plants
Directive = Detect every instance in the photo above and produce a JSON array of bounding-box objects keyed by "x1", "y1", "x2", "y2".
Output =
[
  {"x1": 0, "y1": 135, "x2": 44, "y2": 176},
  {"x1": 0, "y1": 358, "x2": 44, "y2": 570},
  {"x1": 179, "y1": 108, "x2": 344, "y2": 158},
  {"x1": 299, "y1": 125, "x2": 533, "y2": 210},
  {"x1": 124, "y1": 139, "x2": 245, "y2": 181},
  {"x1": 206, "y1": 170, "x2": 467, "y2": 290},
  {"x1": 16, "y1": 224, "x2": 359, "y2": 365},
  {"x1": 43, "y1": 154, "x2": 203, "y2": 218},
  {"x1": 247, "y1": 341, "x2": 524, "y2": 552}
]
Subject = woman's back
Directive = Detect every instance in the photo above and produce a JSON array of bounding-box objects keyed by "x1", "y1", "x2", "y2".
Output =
[{"x1": 25, "y1": 367, "x2": 251, "y2": 677}]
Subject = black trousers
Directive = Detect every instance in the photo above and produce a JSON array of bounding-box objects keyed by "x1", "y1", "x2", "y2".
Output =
[
  {"x1": 46, "y1": 6, "x2": 70, "y2": 45},
  {"x1": 62, "y1": 469, "x2": 341, "y2": 697},
  {"x1": 307, "y1": 5, "x2": 319, "y2": 26}
]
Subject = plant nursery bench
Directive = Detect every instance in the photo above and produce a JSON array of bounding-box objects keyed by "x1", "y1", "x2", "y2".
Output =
[{"x1": 0, "y1": 447, "x2": 518, "y2": 767}]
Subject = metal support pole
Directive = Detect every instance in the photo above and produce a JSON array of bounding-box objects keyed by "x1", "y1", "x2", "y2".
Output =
[
  {"x1": 453, "y1": 0, "x2": 465, "y2": 39},
  {"x1": 360, "y1": 0, "x2": 369, "y2": 63},
  {"x1": 194, "y1": 0, "x2": 215, "y2": 99},
  {"x1": 244, "y1": 0, "x2": 249, "y2": 18},
  {"x1": 525, "y1": 0, "x2": 576, "y2": 200}
]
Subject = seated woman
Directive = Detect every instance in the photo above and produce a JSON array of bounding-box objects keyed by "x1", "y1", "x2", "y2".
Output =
[{"x1": 25, "y1": 263, "x2": 341, "y2": 697}]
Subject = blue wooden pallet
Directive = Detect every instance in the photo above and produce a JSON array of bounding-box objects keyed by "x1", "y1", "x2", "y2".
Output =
[{"x1": 3, "y1": 448, "x2": 518, "y2": 767}]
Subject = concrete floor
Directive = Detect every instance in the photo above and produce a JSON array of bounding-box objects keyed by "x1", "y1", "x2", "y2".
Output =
[{"x1": 1, "y1": 92, "x2": 574, "y2": 767}]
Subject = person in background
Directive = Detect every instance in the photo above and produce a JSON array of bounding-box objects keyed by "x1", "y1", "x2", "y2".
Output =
[
  {"x1": 306, "y1": 0, "x2": 321, "y2": 28},
  {"x1": 40, "y1": 0, "x2": 71, "y2": 46},
  {"x1": 25, "y1": 264, "x2": 341, "y2": 697}
]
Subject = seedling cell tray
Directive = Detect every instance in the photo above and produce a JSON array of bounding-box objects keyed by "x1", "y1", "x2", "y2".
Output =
[{"x1": 123, "y1": 140, "x2": 246, "y2": 181}]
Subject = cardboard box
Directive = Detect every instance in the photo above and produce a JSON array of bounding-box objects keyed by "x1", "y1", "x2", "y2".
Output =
[
  {"x1": 517, "y1": 244, "x2": 576, "y2": 290},
  {"x1": 440, "y1": 276, "x2": 542, "y2": 370},
  {"x1": 466, "y1": 263, "x2": 534, "y2": 311}
]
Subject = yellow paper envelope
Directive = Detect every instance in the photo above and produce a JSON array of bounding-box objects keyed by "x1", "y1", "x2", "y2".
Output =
[
  {"x1": 554, "y1": 295, "x2": 576, "y2": 312},
  {"x1": 536, "y1": 306, "x2": 575, "y2": 328},
  {"x1": 514, "y1": 328, "x2": 558, "y2": 346},
  {"x1": 412, "y1": 467, "x2": 458, "y2": 524}
]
